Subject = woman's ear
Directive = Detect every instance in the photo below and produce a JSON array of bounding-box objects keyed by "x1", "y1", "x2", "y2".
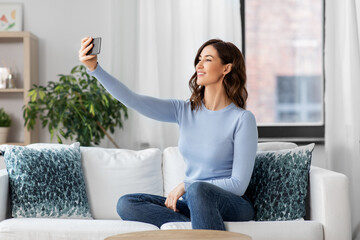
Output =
[{"x1": 224, "y1": 63, "x2": 233, "y2": 75}]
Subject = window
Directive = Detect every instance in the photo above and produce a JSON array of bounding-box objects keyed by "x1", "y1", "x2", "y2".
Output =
[
  {"x1": 241, "y1": 0, "x2": 324, "y2": 142},
  {"x1": 276, "y1": 76, "x2": 323, "y2": 122}
]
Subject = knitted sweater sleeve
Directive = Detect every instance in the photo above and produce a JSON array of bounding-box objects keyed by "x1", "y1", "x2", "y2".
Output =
[{"x1": 88, "y1": 64, "x2": 183, "y2": 123}]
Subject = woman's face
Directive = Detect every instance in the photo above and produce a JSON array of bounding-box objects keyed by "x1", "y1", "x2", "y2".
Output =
[{"x1": 196, "y1": 45, "x2": 227, "y2": 87}]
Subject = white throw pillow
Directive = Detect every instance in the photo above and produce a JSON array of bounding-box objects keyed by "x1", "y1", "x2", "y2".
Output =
[
  {"x1": 80, "y1": 147, "x2": 163, "y2": 219},
  {"x1": 162, "y1": 147, "x2": 186, "y2": 198},
  {"x1": 257, "y1": 142, "x2": 297, "y2": 151}
]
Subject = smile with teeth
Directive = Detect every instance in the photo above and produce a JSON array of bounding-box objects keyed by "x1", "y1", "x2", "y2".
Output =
[{"x1": 197, "y1": 72, "x2": 205, "y2": 76}]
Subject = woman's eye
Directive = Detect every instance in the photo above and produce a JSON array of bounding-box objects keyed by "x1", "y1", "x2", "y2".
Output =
[{"x1": 198, "y1": 58, "x2": 211, "y2": 62}]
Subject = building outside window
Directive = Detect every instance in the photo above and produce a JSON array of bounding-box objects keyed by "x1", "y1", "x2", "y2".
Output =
[
  {"x1": 242, "y1": 0, "x2": 324, "y2": 141},
  {"x1": 276, "y1": 75, "x2": 322, "y2": 123}
]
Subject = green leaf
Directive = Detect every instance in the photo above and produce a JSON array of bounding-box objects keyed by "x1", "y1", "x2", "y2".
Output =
[
  {"x1": 55, "y1": 85, "x2": 63, "y2": 92},
  {"x1": 38, "y1": 89, "x2": 46, "y2": 100},
  {"x1": 59, "y1": 129, "x2": 66, "y2": 137},
  {"x1": 31, "y1": 92, "x2": 38, "y2": 102},
  {"x1": 71, "y1": 66, "x2": 78, "y2": 74},
  {"x1": 90, "y1": 104, "x2": 95, "y2": 116},
  {"x1": 56, "y1": 135, "x2": 63, "y2": 144},
  {"x1": 42, "y1": 119, "x2": 48, "y2": 128},
  {"x1": 27, "y1": 89, "x2": 38, "y2": 102},
  {"x1": 50, "y1": 128, "x2": 54, "y2": 140},
  {"x1": 5, "y1": 22, "x2": 15, "y2": 31},
  {"x1": 27, "y1": 89, "x2": 36, "y2": 98},
  {"x1": 102, "y1": 94, "x2": 109, "y2": 107}
]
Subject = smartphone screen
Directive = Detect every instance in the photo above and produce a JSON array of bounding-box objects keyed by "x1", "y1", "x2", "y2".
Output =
[{"x1": 87, "y1": 37, "x2": 101, "y2": 55}]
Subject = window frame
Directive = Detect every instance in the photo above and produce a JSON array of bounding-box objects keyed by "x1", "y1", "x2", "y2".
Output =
[{"x1": 240, "y1": 0, "x2": 325, "y2": 143}]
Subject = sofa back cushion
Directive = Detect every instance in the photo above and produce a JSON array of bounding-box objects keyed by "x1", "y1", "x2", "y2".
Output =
[
  {"x1": 257, "y1": 142, "x2": 297, "y2": 151},
  {"x1": 80, "y1": 147, "x2": 163, "y2": 219},
  {"x1": 162, "y1": 147, "x2": 186, "y2": 197},
  {"x1": 162, "y1": 142, "x2": 297, "y2": 197}
]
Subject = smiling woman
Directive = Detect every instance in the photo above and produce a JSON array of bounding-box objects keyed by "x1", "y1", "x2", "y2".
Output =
[
  {"x1": 77, "y1": 0, "x2": 258, "y2": 231},
  {"x1": 79, "y1": 36, "x2": 257, "y2": 230},
  {"x1": 109, "y1": 0, "x2": 242, "y2": 150},
  {"x1": 189, "y1": 39, "x2": 247, "y2": 112}
]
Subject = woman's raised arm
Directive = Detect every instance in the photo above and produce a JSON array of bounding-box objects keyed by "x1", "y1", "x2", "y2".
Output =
[{"x1": 79, "y1": 38, "x2": 183, "y2": 124}]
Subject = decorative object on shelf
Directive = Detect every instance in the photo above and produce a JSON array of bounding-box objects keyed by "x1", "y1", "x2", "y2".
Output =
[
  {"x1": 0, "y1": 31, "x2": 38, "y2": 145},
  {"x1": 0, "y1": 107, "x2": 12, "y2": 143},
  {"x1": 7, "y1": 72, "x2": 15, "y2": 88},
  {"x1": 0, "y1": 3, "x2": 23, "y2": 31},
  {"x1": 23, "y1": 65, "x2": 128, "y2": 147},
  {"x1": 0, "y1": 67, "x2": 10, "y2": 88},
  {"x1": 0, "y1": 66, "x2": 15, "y2": 89}
]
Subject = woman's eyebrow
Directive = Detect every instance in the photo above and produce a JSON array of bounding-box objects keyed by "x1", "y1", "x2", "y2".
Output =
[{"x1": 199, "y1": 55, "x2": 214, "y2": 58}]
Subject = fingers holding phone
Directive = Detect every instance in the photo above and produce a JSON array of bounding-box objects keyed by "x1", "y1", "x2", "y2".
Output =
[
  {"x1": 79, "y1": 37, "x2": 101, "y2": 71},
  {"x1": 87, "y1": 37, "x2": 101, "y2": 55}
]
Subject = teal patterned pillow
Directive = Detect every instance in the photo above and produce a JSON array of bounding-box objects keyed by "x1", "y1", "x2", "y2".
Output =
[
  {"x1": 245, "y1": 143, "x2": 315, "y2": 221},
  {"x1": 2, "y1": 143, "x2": 92, "y2": 218}
]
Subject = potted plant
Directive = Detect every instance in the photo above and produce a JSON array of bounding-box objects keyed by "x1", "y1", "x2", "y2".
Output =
[
  {"x1": 0, "y1": 108, "x2": 12, "y2": 144},
  {"x1": 23, "y1": 65, "x2": 128, "y2": 147}
]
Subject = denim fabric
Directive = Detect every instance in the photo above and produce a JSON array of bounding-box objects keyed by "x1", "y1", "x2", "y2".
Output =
[{"x1": 117, "y1": 182, "x2": 254, "y2": 230}]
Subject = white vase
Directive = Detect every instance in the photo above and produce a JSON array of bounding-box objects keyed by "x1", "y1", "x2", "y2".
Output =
[
  {"x1": 0, "y1": 127, "x2": 9, "y2": 144},
  {"x1": 0, "y1": 68, "x2": 10, "y2": 89}
]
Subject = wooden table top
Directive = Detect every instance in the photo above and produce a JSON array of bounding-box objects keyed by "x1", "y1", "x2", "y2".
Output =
[{"x1": 105, "y1": 229, "x2": 252, "y2": 240}]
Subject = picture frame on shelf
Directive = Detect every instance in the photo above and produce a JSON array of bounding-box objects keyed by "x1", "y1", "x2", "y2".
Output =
[{"x1": 0, "y1": 3, "x2": 23, "y2": 31}]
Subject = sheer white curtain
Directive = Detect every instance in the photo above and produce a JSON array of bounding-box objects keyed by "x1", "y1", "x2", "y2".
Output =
[
  {"x1": 325, "y1": 0, "x2": 360, "y2": 239},
  {"x1": 109, "y1": 0, "x2": 241, "y2": 150}
]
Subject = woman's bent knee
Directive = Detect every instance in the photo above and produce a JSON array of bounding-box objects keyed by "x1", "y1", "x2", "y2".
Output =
[
  {"x1": 186, "y1": 182, "x2": 214, "y2": 200},
  {"x1": 117, "y1": 194, "x2": 138, "y2": 219}
]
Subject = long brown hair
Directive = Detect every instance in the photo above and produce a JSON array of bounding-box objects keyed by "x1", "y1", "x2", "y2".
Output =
[{"x1": 189, "y1": 39, "x2": 248, "y2": 111}]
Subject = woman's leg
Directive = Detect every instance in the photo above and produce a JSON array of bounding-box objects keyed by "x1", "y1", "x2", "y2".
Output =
[
  {"x1": 117, "y1": 193, "x2": 190, "y2": 228},
  {"x1": 185, "y1": 182, "x2": 254, "y2": 230}
]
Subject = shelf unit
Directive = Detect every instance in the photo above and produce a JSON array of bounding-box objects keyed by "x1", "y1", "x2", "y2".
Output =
[
  {"x1": 0, "y1": 89, "x2": 24, "y2": 93},
  {"x1": 0, "y1": 31, "x2": 38, "y2": 145}
]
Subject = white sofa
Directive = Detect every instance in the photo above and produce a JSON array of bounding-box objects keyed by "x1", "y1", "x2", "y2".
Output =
[{"x1": 0, "y1": 142, "x2": 352, "y2": 240}]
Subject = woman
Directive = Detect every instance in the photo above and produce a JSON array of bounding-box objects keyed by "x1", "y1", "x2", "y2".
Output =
[{"x1": 79, "y1": 38, "x2": 258, "y2": 230}]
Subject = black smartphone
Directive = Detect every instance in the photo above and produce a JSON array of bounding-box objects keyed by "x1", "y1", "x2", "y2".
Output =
[{"x1": 86, "y1": 37, "x2": 102, "y2": 55}]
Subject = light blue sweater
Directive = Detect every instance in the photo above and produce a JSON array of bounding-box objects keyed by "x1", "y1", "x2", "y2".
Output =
[{"x1": 89, "y1": 65, "x2": 258, "y2": 196}]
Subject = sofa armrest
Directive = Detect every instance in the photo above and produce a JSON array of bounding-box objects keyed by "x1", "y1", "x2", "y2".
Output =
[
  {"x1": 309, "y1": 166, "x2": 351, "y2": 240},
  {"x1": 0, "y1": 169, "x2": 9, "y2": 221}
]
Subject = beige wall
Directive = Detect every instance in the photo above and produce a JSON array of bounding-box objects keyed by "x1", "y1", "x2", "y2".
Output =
[{"x1": 0, "y1": 0, "x2": 113, "y2": 145}]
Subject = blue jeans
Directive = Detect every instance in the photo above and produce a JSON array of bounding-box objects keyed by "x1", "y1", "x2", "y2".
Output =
[{"x1": 117, "y1": 182, "x2": 254, "y2": 230}]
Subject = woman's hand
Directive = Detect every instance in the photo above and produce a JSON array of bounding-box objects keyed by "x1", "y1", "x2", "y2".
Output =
[
  {"x1": 79, "y1": 37, "x2": 98, "y2": 71},
  {"x1": 165, "y1": 182, "x2": 185, "y2": 212}
]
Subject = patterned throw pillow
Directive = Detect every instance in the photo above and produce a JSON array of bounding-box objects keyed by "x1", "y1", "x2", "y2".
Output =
[
  {"x1": 2, "y1": 143, "x2": 92, "y2": 219},
  {"x1": 245, "y1": 143, "x2": 315, "y2": 221}
]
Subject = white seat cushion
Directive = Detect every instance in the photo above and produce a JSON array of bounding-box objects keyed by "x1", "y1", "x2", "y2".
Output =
[
  {"x1": 80, "y1": 147, "x2": 163, "y2": 219},
  {"x1": 160, "y1": 221, "x2": 323, "y2": 240},
  {"x1": 0, "y1": 218, "x2": 158, "y2": 240}
]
